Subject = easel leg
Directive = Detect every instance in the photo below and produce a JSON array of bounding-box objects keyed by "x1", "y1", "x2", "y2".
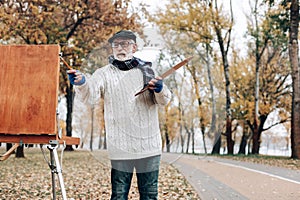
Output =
[
  {"x1": 49, "y1": 148, "x2": 56, "y2": 200},
  {"x1": 0, "y1": 143, "x2": 19, "y2": 161},
  {"x1": 47, "y1": 140, "x2": 67, "y2": 200}
]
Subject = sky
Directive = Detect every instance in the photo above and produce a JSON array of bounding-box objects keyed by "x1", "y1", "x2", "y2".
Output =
[{"x1": 224, "y1": 0, "x2": 249, "y2": 40}]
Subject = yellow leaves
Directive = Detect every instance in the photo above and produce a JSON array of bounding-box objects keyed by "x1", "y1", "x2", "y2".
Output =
[
  {"x1": 1, "y1": 149, "x2": 200, "y2": 199},
  {"x1": 164, "y1": 106, "x2": 181, "y2": 141},
  {"x1": 29, "y1": 3, "x2": 39, "y2": 15},
  {"x1": 1, "y1": 0, "x2": 143, "y2": 61},
  {"x1": 31, "y1": 29, "x2": 47, "y2": 44},
  {"x1": 149, "y1": 0, "x2": 234, "y2": 53}
]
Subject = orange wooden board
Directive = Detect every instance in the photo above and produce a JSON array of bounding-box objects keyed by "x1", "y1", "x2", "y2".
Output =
[
  {"x1": 0, "y1": 45, "x2": 60, "y2": 135},
  {"x1": 0, "y1": 134, "x2": 80, "y2": 145}
]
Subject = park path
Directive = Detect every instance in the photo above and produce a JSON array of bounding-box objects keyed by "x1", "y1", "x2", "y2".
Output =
[{"x1": 161, "y1": 153, "x2": 300, "y2": 200}]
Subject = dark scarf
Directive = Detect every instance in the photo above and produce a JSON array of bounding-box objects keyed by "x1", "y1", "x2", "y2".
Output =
[{"x1": 108, "y1": 55, "x2": 155, "y2": 86}]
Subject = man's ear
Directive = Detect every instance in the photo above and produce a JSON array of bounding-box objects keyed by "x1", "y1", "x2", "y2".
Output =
[{"x1": 132, "y1": 43, "x2": 137, "y2": 53}]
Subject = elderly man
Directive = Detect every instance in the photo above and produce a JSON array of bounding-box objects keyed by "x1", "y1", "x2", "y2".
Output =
[{"x1": 67, "y1": 30, "x2": 172, "y2": 200}]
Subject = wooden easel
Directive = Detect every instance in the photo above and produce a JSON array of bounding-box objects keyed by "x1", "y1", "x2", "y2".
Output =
[{"x1": 0, "y1": 45, "x2": 80, "y2": 200}]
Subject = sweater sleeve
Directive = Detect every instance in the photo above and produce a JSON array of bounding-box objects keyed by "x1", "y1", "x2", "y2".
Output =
[
  {"x1": 74, "y1": 68, "x2": 105, "y2": 106},
  {"x1": 153, "y1": 83, "x2": 172, "y2": 106}
]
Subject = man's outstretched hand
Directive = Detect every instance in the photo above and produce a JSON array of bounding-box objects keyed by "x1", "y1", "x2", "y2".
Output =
[
  {"x1": 148, "y1": 77, "x2": 163, "y2": 93},
  {"x1": 67, "y1": 69, "x2": 86, "y2": 86}
]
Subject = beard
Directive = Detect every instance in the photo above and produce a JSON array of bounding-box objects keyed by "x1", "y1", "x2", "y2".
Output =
[{"x1": 113, "y1": 50, "x2": 134, "y2": 61}]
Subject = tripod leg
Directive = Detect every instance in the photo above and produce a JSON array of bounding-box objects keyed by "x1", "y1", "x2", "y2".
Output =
[
  {"x1": 49, "y1": 149, "x2": 57, "y2": 200},
  {"x1": 52, "y1": 147, "x2": 67, "y2": 200}
]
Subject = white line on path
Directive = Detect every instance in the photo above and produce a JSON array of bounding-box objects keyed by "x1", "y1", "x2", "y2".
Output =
[{"x1": 214, "y1": 161, "x2": 300, "y2": 185}]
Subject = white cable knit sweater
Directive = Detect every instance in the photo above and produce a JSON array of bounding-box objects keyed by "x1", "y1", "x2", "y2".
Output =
[{"x1": 75, "y1": 64, "x2": 172, "y2": 160}]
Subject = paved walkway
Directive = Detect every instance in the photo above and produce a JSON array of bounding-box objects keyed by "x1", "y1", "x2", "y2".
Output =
[{"x1": 161, "y1": 153, "x2": 300, "y2": 200}]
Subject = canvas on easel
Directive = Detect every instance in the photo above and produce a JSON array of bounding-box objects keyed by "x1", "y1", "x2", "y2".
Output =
[
  {"x1": 0, "y1": 45, "x2": 79, "y2": 145},
  {"x1": 0, "y1": 45, "x2": 59, "y2": 134}
]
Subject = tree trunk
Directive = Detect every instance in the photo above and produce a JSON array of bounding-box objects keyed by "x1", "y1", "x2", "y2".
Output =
[
  {"x1": 251, "y1": 118, "x2": 259, "y2": 154},
  {"x1": 192, "y1": 129, "x2": 195, "y2": 154},
  {"x1": 251, "y1": 0, "x2": 261, "y2": 155},
  {"x1": 65, "y1": 85, "x2": 74, "y2": 151},
  {"x1": 186, "y1": 130, "x2": 191, "y2": 154},
  {"x1": 103, "y1": 130, "x2": 107, "y2": 149},
  {"x1": 226, "y1": 117, "x2": 234, "y2": 154},
  {"x1": 180, "y1": 131, "x2": 185, "y2": 154},
  {"x1": 98, "y1": 132, "x2": 102, "y2": 149},
  {"x1": 200, "y1": 119, "x2": 207, "y2": 154},
  {"x1": 224, "y1": 52, "x2": 233, "y2": 154},
  {"x1": 90, "y1": 106, "x2": 94, "y2": 151},
  {"x1": 289, "y1": 0, "x2": 300, "y2": 159},
  {"x1": 165, "y1": 130, "x2": 171, "y2": 153},
  {"x1": 202, "y1": 130, "x2": 207, "y2": 154},
  {"x1": 164, "y1": 105, "x2": 171, "y2": 152},
  {"x1": 205, "y1": 43, "x2": 216, "y2": 138},
  {"x1": 211, "y1": 134, "x2": 221, "y2": 154},
  {"x1": 238, "y1": 122, "x2": 251, "y2": 154},
  {"x1": 16, "y1": 145, "x2": 25, "y2": 158},
  {"x1": 212, "y1": 0, "x2": 233, "y2": 155},
  {"x1": 252, "y1": 114, "x2": 268, "y2": 154},
  {"x1": 6, "y1": 143, "x2": 13, "y2": 152},
  {"x1": 238, "y1": 134, "x2": 248, "y2": 154}
]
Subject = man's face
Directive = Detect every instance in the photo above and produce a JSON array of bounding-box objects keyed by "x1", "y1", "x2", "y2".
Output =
[{"x1": 111, "y1": 38, "x2": 137, "y2": 61}]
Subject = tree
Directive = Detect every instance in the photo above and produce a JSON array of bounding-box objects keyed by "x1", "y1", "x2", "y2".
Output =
[
  {"x1": 245, "y1": 0, "x2": 292, "y2": 154},
  {"x1": 252, "y1": 0, "x2": 264, "y2": 154},
  {"x1": 229, "y1": 49, "x2": 256, "y2": 154},
  {"x1": 230, "y1": 44, "x2": 291, "y2": 154},
  {"x1": 210, "y1": 0, "x2": 234, "y2": 154},
  {"x1": 289, "y1": 0, "x2": 300, "y2": 159},
  {"x1": 148, "y1": 0, "x2": 234, "y2": 154},
  {"x1": 0, "y1": 0, "x2": 143, "y2": 154}
]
